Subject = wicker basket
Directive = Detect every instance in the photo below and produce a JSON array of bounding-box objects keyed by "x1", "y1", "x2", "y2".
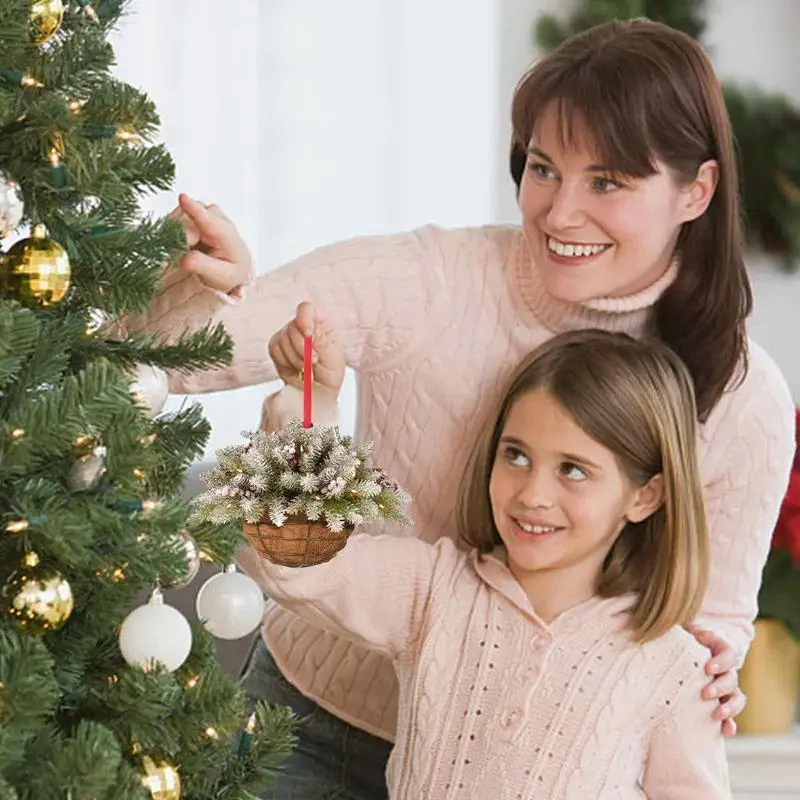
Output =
[{"x1": 242, "y1": 514, "x2": 353, "y2": 567}]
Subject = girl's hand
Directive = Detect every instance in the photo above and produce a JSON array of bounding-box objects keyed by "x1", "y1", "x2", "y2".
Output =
[
  {"x1": 170, "y1": 193, "x2": 254, "y2": 296},
  {"x1": 688, "y1": 625, "x2": 746, "y2": 737},
  {"x1": 268, "y1": 301, "x2": 345, "y2": 394}
]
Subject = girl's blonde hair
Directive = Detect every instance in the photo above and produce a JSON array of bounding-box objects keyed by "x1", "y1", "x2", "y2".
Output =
[{"x1": 457, "y1": 330, "x2": 708, "y2": 642}]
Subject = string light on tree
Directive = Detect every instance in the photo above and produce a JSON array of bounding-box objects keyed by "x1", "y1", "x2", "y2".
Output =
[
  {"x1": 73, "y1": 0, "x2": 99, "y2": 23},
  {"x1": 48, "y1": 132, "x2": 66, "y2": 187},
  {"x1": 0, "y1": 0, "x2": 299, "y2": 789},
  {"x1": 67, "y1": 98, "x2": 89, "y2": 114},
  {"x1": 5, "y1": 519, "x2": 29, "y2": 534},
  {"x1": 238, "y1": 713, "x2": 257, "y2": 758}
]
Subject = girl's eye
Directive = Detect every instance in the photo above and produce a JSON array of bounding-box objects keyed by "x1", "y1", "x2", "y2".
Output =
[
  {"x1": 528, "y1": 161, "x2": 556, "y2": 180},
  {"x1": 503, "y1": 446, "x2": 530, "y2": 468},
  {"x1": 560, "y1": 462, "x2": 588, "y2": 481}
]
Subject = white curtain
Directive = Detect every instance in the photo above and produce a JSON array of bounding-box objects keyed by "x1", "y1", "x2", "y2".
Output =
[{"x1": 111, "y1": 0, "x2": 501, "y2": 455}]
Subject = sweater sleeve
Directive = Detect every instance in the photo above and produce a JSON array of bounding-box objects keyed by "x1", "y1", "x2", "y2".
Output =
[
  {"x1": 240, "y1": 534, "x2": 461, "y2": 660},
  {"x1": 642, "y1": 662, "x2": 731, "y2": 799},
  {"x1": 258, "y1": 384, "x2": 340, "y2": 432},
  {"x1": 694, "y1": 343, "x2": 795, "y2": 665},
  {"x1": 123, "y1": 226, "x2": 448, "y2": 394}
]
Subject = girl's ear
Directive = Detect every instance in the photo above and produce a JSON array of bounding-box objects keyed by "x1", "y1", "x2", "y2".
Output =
[{"x1": 625, "y1": 474, "x2": 664, "y2": 523}]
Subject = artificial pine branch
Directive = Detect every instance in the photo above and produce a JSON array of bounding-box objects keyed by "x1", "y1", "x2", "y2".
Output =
[{"x1": 192, "y1": 420, "x2": 412, "y2": 532}]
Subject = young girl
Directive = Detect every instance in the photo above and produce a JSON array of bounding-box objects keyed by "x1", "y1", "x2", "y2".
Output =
[
  {"x1": 242, "y1": 329, "x2": 730, "y2": 799},
  {"x1": 126, "y1": 17, "x2": 794, "y2": 798}
]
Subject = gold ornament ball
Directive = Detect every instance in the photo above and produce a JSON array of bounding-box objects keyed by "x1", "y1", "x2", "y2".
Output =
[
  {"x1": 2, "y1": 552, "x2": 74, "y2": 634},
  {"x1": 29, "y1": 0, "x2": 64, "y2": 45},
  {"x1": 1, "y1": 223, "x2": 70, "y2": 307},
  {"x1": 140, "y1": 755, "x2": 181, "y2": 800}
]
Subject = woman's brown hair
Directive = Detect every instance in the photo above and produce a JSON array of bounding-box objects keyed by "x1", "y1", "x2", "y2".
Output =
[
  {"x1": 457, "y1": 330, "x2": 708, "y2": 643},
  {"x1": 509, "y1": 18, "x2": 751, "y2": 421}
]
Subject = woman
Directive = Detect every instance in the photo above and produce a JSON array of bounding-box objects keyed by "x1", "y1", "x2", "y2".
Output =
[{"x1": 127, "y1": 19, "x2": 794, "y2": 800}]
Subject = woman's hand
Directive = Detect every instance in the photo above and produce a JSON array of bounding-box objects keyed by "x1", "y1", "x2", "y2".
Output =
[
  {"x1": 269, "y1": 301, "x2": 345, "y2": 394},
  {"x1": 688, "y1": 625, "x2": 746, "y2": 737},
  {"x1": 170, "y1": 193, "x2": 254, "y2": 296}
]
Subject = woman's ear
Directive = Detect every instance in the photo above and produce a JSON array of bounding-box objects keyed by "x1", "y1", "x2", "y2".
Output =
[{"x1": 678, "y1": 159, "x2": 718, "y2": 223}]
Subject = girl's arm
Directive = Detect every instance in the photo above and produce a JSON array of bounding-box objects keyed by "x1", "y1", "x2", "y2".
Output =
[
  {"x1": 242, "y1": 533, "x2": 460, "y2": 660},
  {"x1": 642, "y1": 663, "x2": 731, "y2": 798}
]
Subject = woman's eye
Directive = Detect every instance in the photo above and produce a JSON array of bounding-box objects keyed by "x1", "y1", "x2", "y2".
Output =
[
  {"x1": 592, "y1": 176, "x2": 622, "y2": 193},
  {"x1": 528, "y1": 161, "x2": 555, "y2": 180}
]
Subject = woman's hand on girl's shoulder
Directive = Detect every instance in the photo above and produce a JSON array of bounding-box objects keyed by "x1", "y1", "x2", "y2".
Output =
[{"x1": 687, "y1": 625, "x2": 745, "y2": 737}]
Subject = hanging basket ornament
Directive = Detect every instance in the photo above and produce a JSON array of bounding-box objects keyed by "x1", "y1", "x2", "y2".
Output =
[
  {"x1": 245, "y1": 335, "x2": 351, "y2": 566},
  {"x1": 192, "y1": 334, "x2": 411, "y2": 568},
  {"x1": 243, "y1": 515, "x2": 352, "y2": 568}
]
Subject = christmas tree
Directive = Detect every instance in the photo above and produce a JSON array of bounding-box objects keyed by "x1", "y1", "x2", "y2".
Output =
[
  {"x1": 534, "y1": 0, "x2": 800, "y2": 270},
  {"x1": 0, "y1": 1, "x2": 294, "y2": 798}
]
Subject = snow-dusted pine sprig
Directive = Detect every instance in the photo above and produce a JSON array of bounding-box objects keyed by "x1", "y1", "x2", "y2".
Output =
[{"x1": 189, "y1": 420, "x2": 411, "y2": 532}]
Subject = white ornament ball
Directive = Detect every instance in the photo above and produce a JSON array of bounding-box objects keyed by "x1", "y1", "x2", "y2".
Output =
[
  {"x1": 119, "y1": 591, "x2": 192, "y2": 672},
  {"x1": 195, "y1": 569, "x2": 264, "y2": 640},
  {"x1": 0, "y1": 172, "x2": 24, "y2": 238},
  {"x1": 129, "y1": 363, "x2": 168, "y2": 419}
]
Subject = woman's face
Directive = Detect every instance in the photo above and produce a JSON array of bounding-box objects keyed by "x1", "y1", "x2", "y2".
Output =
[{"x1": 518, "y1": 103, "x2": 716, "y2": 303}]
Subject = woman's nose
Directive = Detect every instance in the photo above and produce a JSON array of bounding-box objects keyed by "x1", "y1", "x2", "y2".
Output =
[{"x1": 546, "y1": 182, "x2": 587, "y2": 231}]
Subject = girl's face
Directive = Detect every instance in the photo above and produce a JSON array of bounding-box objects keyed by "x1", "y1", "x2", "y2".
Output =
[
  {"x1": 518, "y1": 103, "x2": 715, "y2": 303},
  {"x1": 488, "y1": 388, "x2": 660, "y2": 596}
]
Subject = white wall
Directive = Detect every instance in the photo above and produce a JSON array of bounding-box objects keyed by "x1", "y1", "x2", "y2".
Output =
[
  {"x1": 113, "y1": 0, "x2": 499, "y2": 456},
  {"x1": 112, "y1": 1, "x2": 800, "y2": 459}
]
